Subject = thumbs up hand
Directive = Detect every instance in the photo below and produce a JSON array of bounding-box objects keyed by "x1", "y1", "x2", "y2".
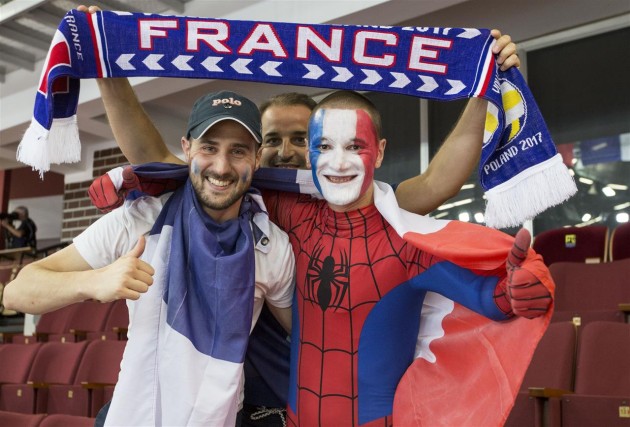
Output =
[
  {"x1": 92, "y1": 235, "x2": 155, "y2": 303},
  {"x1": 494, "y1": 229, "x2": 552, "y2": 319}
]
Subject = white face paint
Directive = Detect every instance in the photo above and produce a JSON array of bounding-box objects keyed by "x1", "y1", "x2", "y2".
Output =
[{"x1": 311, "y1": 109, "x2": 375, "y2": 208}]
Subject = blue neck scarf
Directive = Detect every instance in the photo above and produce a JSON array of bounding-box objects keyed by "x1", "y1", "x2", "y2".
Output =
[{"x1": 152, "y1": 179, "x2": 259, "y2": 362}]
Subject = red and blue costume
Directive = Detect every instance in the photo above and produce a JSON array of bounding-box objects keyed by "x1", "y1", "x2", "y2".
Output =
[{"x1": 263, "y1": 189, "x2": 543, "y2": 426}]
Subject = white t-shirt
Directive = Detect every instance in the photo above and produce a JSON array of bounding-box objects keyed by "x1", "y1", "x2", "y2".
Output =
[{"x1": 73, "y1": 193, "x2": 295, "y2": 426}]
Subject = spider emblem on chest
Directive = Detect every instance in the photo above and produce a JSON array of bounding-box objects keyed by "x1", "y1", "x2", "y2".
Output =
[{"x1": 305, "y1": 245, "x2": 350, "y2": 312}]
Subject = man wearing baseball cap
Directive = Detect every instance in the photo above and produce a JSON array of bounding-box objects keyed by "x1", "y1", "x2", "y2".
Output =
[{"x1": 4, "y1": 90, "x2": 296, "y2": 426}]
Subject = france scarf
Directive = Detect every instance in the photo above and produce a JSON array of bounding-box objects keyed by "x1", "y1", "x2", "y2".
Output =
[{"x1": 19, "y1": 9, "x2": 575, "y2": 228}]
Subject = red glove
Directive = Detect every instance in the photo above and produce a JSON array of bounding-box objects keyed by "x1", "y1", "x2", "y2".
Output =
[
  {"x1": 494, "y1": 228, "x2": 552, "y2": 319},
  {"x1": 88, "y1": 166, "x2": 139, "y2": 212},
  {"x1": 88, "y1": 166, "x2": 185, "y2": 212}
]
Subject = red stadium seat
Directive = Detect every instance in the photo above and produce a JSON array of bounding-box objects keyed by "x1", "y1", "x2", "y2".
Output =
[
  {"x1": 610, "y1": 222, "x2": 630, "y2": 261},
  {"x1": 504, "y1": 321, "x2": 577, "y2": 427},
  {"x1": 46, "y1": 340, "x2": 125, "y2": 417},
  {"x1": 532, "y1": 225, "x2": 609, "y2": 266},
  {"x1": 85, "y1": 299, "x2": 129, "y2": 341},
  {"x1": 10, "y1": 303, "x2": 82, "y2": 344},
  {"x1": 560, "y1": 321, "x2": 630, "y2": 426},
  {"x1": 39, "y1": 413, "x2": 96, "y2": 427},
  {"x1": 549, "y1": 259, "x2": 630, "y2": 325},
  {"x1": 0, "y1": 341, "x2": 88, "y2": 414},
  {"x1": 0, "y1": 410, "x2": 46, "y2": 427},
  {"x1": 0, "y1": 343, "x2": 43, "y2": 410},
  {"x1": 47, "y1": 301, "x2": 114, "y2": 342}
]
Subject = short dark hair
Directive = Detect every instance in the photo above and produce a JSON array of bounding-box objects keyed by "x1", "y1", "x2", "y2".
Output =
[
  {"x1": 259, "y1": 92, "x2": 317, "y2": 115},
  {"x1": 312, "y1": 90, "x2": 382, "y2": 138},
  {"x1": 15, "y1": 206, "x2": 29, "y2": 217}
]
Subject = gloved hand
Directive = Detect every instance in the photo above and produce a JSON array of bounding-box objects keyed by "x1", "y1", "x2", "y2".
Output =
[
  {"x1": 494, "y1": 228, "x2": 552, "y2": 319},
  {"x1": 88, "y1": 166, "x2": 139, "y2": 212}
]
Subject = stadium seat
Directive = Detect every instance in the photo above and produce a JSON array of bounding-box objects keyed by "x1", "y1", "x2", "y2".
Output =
[
  {"x1": 85, "y1": 299, "x2": 129, "y2": 341},
  {"x1": 549, "y1": 259, "x2": 630, "y2": 329},
  {"x1": 610, "y1": 222, "x2": 630, "y2": 261},
  {"x1": 10, "y1": 303, "x2": 82, "y2": 344},
  {"x1": 0, "y1": 410, "x2": 46, "y2": 427},
  {"x1": 0, "y1": 341, "x2": 88, "y2": 414},
  {"x1": 504, "y1": 321, "x2": 577, "y2": 427},
  {"x1": 46, "y1": 340, "x2": 125, "y2": 417},
  {"x1": 39, "y1": 413, "x2": 96, "y2": 427},
  {"x1": 532, "y1": 225, "x2": 609, "y2": 265},
  {"x1": 560, "y1": 321, "x2": 630, "y2": 426},
  {"x1": 0, "y1": 343, "x2": 42, "y2": 410},
  {"x1": 47, "y1": 301, "x2": 114, "y2": 342}
]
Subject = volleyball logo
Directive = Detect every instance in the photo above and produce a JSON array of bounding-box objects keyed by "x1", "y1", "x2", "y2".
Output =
[{"x1": 483, "y1": 79, "x2": 527, "y2": 148}]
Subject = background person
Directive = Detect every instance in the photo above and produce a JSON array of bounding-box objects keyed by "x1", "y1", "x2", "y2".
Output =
[{"x1": 1, "y1": 206, "x2": 37, "y2": 250}]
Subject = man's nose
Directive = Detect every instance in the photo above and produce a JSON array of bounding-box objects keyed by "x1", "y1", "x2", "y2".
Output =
[
  {"x1": 277, "y1": 139, "x2": 294, "y2": 159},
  {"x1": 212, "y1": 152, "x2": 231, "y2": 174},
  {"x1": 331, "y1": 148, "x2": 350, "y2": 170}
]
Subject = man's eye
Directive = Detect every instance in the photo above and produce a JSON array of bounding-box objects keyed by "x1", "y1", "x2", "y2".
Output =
[
  {"x1": 263, "y1": 138, "x2": 281, "y2": 147},
  {"x1": 292, "y1": 137, "x2": 307, "y2": 146},
  {"x1": 201, "y1": 145, "x2": 216, "y2": 153},
  {"x1": 317, "y1": 144, "x2": 330, "y2": 151},
  {"x1": 347, "y1": 144, "x2": 361, "y2": 151}
]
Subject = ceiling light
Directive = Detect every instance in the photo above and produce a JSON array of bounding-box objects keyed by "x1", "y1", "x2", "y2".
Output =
[
  {"x1": 602, "y1": 186, "x2": 616, "y2": 197},
  {"x1": 474, "y1": 212, "x2": 485, "y2": 223},
  {"x1": 614, "y1": 202, "x2": 630, "y2": 210},
  {"x1": 581, "y1": 213, "x2": 592, "y2": 222},
  {"x1": 607, "y1": 183, "x2": 628, "y2": 190},
  {"x1": 578, "y1": 177, "x2": 594, "y2": 185},
  {"x1": 458, "y1": 212, "x2": 470, "y2": 222},
  {"x1": 616, "y1": 212, "x2": 629, "y2": 223}
]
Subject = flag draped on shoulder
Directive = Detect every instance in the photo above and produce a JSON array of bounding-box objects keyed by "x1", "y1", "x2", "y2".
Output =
[
  {"x1": 251, "y1": 167, "x2": 555, "y2": 426},
  {"x1": 105, "y1": 177, "x2": 266, "y2": 426},
  {"x1": 19, "y1": 10, "x2": 574, "y2": 228}
]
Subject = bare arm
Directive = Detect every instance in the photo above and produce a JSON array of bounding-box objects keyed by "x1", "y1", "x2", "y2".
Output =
[
  {"x1": 395, "y1": 30, "x2": 519, "y2": 214},
  {"x1": 2, "y1": 237, "x2": 153, "y2": 315},
  {"x1": 77, "y1": 5, "x2": 182, "y2": 165},
  {"x1": 267, "y1": 303, "x2": 292, "y2": 334},
  {"x1": 1, "y1": 220, "x2": 24, "y2": 238},
  {"x1": 97, "y1": 78, "x2": 183, "y2": 165}
]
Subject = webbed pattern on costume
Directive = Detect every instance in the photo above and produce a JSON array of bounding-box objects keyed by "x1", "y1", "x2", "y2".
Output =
[{"x1": 280, "y1": 196, "x2": 437, "y2": 426}]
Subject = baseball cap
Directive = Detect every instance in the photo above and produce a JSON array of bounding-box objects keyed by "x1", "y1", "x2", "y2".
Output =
[{"x1": 186, "y1": 91, "x2": 262, "y2": 143}]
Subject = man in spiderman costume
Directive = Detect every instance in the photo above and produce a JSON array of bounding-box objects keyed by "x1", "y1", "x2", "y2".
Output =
[{"x1": 257, "y1": 92, "x2": 552, "y2": 426}]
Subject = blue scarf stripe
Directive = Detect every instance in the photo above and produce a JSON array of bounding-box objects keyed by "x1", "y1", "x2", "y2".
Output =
[{"x1": 149, "y1": 180, "x2": 256, "y2": 363}]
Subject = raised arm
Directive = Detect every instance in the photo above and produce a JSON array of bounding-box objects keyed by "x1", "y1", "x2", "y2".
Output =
[
  {"x1": 97, "y1": 78, "x2": 183, "y2": 165},
  {"x1": 395, "y1": 30, "x2": 520, "y2": 214},
  {"x1": 78, "y1": 5, "x2": 182, "y2": 165},
  {"x1": 2, "y1": 237, "x2": 153, "y2": 315}
]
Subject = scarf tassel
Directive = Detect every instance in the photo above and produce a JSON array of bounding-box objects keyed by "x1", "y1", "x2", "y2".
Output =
[
  {"x1": 484, "y1": 153, "x2": 577, "y2": 228},
  {"x1": 17, "y1": 115, "x2": 81, "y2": 178}
]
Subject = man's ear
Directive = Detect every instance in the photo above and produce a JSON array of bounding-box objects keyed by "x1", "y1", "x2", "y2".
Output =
[
  {"x1": 375, "y1": 138, "x2": 387, "y2": 168},
  {"x1": 306, "y1": 151, "x2": 312, "y2": 170},
  {"x1": 181, "y1": 136, "x2": 191, "y2": 162},
  {"x1": 255, "y1": 145, "x2": 262, "y2": 171}
]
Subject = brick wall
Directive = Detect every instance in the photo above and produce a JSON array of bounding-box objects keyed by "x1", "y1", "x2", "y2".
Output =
[{"x1": 61, "y1": 148, "x2": 129, "y2": 242}]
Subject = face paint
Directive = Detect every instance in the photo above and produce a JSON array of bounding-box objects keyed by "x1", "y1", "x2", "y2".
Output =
[{"x1": 308, "y1": 108, "x2": 379, "y2": 209}]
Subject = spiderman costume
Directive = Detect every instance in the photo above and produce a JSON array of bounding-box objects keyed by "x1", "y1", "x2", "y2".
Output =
[{"x1": 264, "y1": 190, "x2": 512, "y2": 426}]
